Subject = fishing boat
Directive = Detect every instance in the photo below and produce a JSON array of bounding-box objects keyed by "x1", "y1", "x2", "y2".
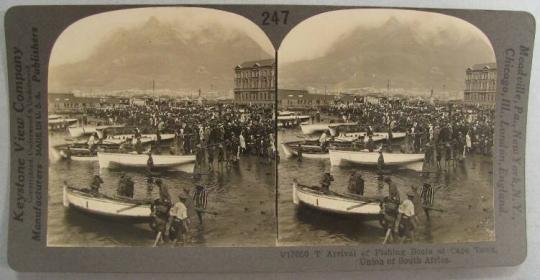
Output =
[
  {"x1": 281, "y1": 140, "x2": 328, "y2": 159},
  {"x1": 104, "y1": 134, "x2": 176, "y2": 145},
  {"x1": 334, "y1": 132, "x2": 407, "y2": 143},
  {"x1": 48, "y1": 115, "x2": 78, "y2": 130},
  {"x1": 59, "y1": 148, "x2": 98, "y2": 161},
  {"x1": 68, "y1": 124, "x2": 124, "y2": 138},
  {"x1": 62, "y1": 185, "x2": 152, "y2": 222},
  {"x1": 292, "y1": 181, "x2": 382, "y2": 215},
  {"x1": 98, "y1": 126, "x2": 175, "y2": 143},
  {"x1": 300, "y1": 122, "x2": 356, "y2": 135},
  {"x1": 277, "y1": 111, "x2": 311, "y2": 127},
  {"x1": 97, "y1": 152, "x2": 195, "y2": 172},
  {"x1": 281, "y1": 139, "x2": 352, "y2": 159},
  {"x1": 328, "y1": 149, "x2": 425, "y2": 171}
]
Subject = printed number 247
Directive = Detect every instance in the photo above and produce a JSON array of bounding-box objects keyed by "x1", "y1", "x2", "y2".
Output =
[{"x1": 262, "y1": 11, "x2": 289, "y2": 25}]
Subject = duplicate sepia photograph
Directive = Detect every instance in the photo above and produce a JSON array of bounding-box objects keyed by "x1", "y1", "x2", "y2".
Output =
[
  {"x1": 277, "y1": 9, "x2": 496, "y2": 246},
  {"x1": 47, "y1": 7, "x2": 277, "y2": 247}
]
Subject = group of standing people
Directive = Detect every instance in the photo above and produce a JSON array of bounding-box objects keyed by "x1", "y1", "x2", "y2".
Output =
[
  {"x1": 86, "y1": 103, "x2": 277, "y2": 170},
  {"x1": 326, "y1": 100, "x2": 494, "y2": 170}
]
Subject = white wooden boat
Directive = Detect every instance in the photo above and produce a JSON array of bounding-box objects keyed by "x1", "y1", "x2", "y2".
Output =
[
  {"x1": 62, "y1": 185, "x2": 152, "y2": 222},
  {"x1": 281, "y1": 140, "x2": 329, "y2": 159},
  {"x1": 68, "y1": 125, "x2": 124, "y2": 138},
  {"x1": 300, "y1": 122, "x2": 356, "y2": 135},
  {"x1": 328, "y1": 123, "x2": 363, "y2": 136},
  {"x1": 97, "y1": 152, "x2": 195, "y2": 172},
  {"x1": 328, "y1": 149, "x2": 425, "y2": 171},
  {"x1": 277, "y1": 112, "x2": 311, "y2": 121},
  {"x1": 103, "y1": 134, "x2": 175, "y2": 145},
  {"x1": 48, "y1": 116, "x2": 78, "y2": 130},
  {"x1": 334, "y1": 132, "x2": 406, "y2": 143},
  {"x1": 292, "y1": 182, "x2": 382, "y2": 215},
  {"x1": 59, "y1": 149, "x2": 97, "y2": 161},
  {"x1": 281, "y1": 139, "x2": 353, "y2": 159}
]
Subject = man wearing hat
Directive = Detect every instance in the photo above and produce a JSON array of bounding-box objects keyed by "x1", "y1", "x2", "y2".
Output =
[
  {"x1": 383, "y1": 177, "x2": 400, "y2": 202},
  {"x1": 166, "y1": 193, "x2": 190, "y2": 245},
  {"x1": 394, "y1": 191, "x2": 418, "y2": 243},
  {"x1": 155, "y1": 178, "x2": 171, "y2": 205}
]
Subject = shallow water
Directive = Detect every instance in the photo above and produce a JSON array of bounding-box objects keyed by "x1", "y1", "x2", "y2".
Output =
[
  {"x1": 47, "y1": 133, "x2": 276, "y2": 247},
  {"x1": 47, "y1": 127, "x2": 494, "y2": 247},
  {"x1": 277, "y1": 128, "x2": 494, "y2": 245}
]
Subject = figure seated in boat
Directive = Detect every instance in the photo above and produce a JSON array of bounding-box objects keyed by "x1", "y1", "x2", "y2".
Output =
[
  {"x1": 319, "y1": 172, "x2": 334, "y2": 194},
  {"x1": 367, "y1": 135, "x2": 375, "y2": 152},
  {"x1": 89, "y1": 175, "x2": 104, "y2": 195},
  {"x1": 116, "y1": 173, "x2": 135, "y2": 198},
  {"x1": 347, "y1": 171, "x2": 364, "y2": 195}
]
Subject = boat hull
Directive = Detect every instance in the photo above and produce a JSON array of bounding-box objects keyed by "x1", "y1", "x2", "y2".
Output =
[
  {"x1": 334, "y1": 132, "x2": 406, "y2": 142},
  {"x1": 59, "y1": 150, "x2": 98, "y2": 161},
  {"x1": 293, "y1": 183, "x2": 381, "y2": 215},
  {"x1": 63, "y1": 185, "x2": 152, "y2": 222},
  {"x1": 300, "y1": 123, "x2": 356, "y2": 135},
  {"x1": 97, "y1": 152, "x2": 196, "y2": 172},
  {"x1": 328, "y1": 149, "x2": 424, "y2": 171},
  {"x1": 281, "y1": 143, "x2": 329, "y2": 159}
]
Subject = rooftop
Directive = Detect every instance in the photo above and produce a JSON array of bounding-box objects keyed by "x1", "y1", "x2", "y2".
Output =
[
  {"x1": 468, "y1": 62, "x2": 497, "y2": 71},
  {"x1": 236, "y1": 58, "x2": 275, "y2": 68}
]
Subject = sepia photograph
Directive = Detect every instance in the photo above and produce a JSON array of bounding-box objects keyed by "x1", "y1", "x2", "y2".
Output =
[
  {"x1": 277, "y1": 9, "x2": 496, "y2": 245},
  {"x1": 47, "y1": 7, "x2": 277, "y2": 247}
]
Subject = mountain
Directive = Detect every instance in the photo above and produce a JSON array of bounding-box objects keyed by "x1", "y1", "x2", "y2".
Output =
[
  {"x1": 49, "y1": 17, "x2": 272, "y2": 96},
  {"x1": 279, "y1": 17, "x2": 495, "y2": 97}
]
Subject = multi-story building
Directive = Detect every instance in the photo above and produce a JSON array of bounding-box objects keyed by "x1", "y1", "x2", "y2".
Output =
[
  {"x1": 464, "y1": 62, "x2": 497, "y2": 106},
  {"x1": 233, "y1": 59, "x2": 275, "y2": 105}
]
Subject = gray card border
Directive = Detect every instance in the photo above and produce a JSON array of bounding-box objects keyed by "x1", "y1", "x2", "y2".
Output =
[{"x1": 4, "y1": 4, "x2": 534, "y2": 272}]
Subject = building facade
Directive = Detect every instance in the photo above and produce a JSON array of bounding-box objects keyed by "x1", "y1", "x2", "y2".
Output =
[
  {"x1": 48, "y1": 93, "x2": 130, "y2": 113},
  {"x1": 233, "y1": 59, "x2": 275, "y2": 105},
  {"x1": 278, "y1": 89, "x2": 335, "y2": 109},
  {"x1": 48, "y1": 93, "x2": 101, "y2": 113},
  {"x1": 464, "y1": 62, "x2": 497, "y2": 106}
]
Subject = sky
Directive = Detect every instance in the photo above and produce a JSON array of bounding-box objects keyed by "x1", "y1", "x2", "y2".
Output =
[
  {"x1": 278, "y1": 9, "x2": 494, "y2": 64},
  {"x1": 50, "y1": 7, "x2": 275, "y2": 67},
  {"x1": 51, "y1": 8, "x2": 494, "y2": 66}
]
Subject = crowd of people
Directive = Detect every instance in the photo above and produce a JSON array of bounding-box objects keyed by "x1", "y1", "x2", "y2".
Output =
[
  {"x1": 85, "y1": 102, "x2": 277, "y2": 169},
  {"x1": 325, "y1": 99, "x2": 495, "y2": 169}
]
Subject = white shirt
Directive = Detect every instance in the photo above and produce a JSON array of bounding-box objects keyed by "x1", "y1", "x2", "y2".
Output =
[
  {"x1": 169, "y1": 201, "x2": 188, "y2": 220},
  {"x1": 398, "y1": 199, "x2": 415, "y2": 217}
]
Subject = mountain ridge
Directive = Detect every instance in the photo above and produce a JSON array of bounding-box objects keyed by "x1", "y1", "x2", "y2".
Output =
[
  {"x1": 49, "y1": 17, "x2": 273, "y2": 96},
  {"x1": 279, "y1": 17, "x2": 495, "y2": 98}
]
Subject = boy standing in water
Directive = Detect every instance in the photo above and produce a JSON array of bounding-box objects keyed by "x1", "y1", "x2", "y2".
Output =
[{"x1": 166, "y1": 194, "x2": 190, "y2": 245}]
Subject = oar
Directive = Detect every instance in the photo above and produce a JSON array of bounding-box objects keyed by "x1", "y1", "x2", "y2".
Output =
[
  {"x1": 382, "y1": 228, "x2": 392, "y2": 244},
  {"x1": 152, "y1": 231, "x2": 162, "y2": 247},
  {"x1": 116, "y1": 202, "x2": 148, "y2": 213},
  {"x1": 346, "y1": 202, "x2": 368, "y2": 211}
]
